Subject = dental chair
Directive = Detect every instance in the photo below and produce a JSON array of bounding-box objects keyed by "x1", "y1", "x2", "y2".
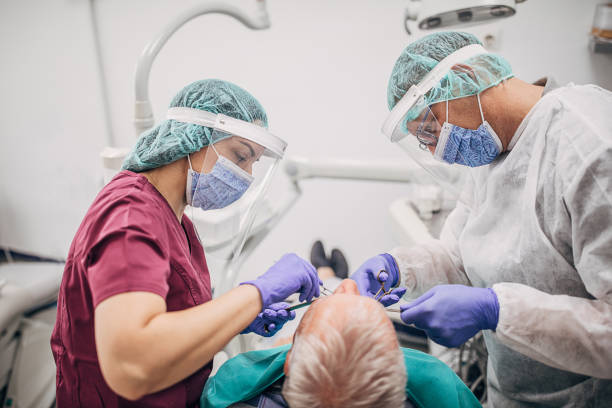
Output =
[{"x1": 0, "y1": 258, "x2": 64, "y2": 408}]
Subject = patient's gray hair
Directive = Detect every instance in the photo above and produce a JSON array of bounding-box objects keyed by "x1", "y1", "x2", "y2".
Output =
[{"x1": 282, "y1": 312, "x2": 406, "y2": 407}]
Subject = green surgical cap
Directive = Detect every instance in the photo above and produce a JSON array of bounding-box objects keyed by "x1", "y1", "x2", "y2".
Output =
[
  {"x1": 387, "y1": 31, "x2": 514, "y2": 122},
  {"x1": 122, "y1": 79, "x2": 268, "y2": 172}
]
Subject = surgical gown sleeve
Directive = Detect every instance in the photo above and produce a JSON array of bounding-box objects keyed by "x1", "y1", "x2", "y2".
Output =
[
  {"x1": 493, "y1": 146, "x2": 612, "y2": 379},
  {"x1": 389, "y1": 202, "x2": 472, "y2": 299}
]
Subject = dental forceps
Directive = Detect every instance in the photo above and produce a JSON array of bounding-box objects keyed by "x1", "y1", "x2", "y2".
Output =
[
  {"x1": 372, "y1": 269, "x2": 397, "y2": 301},
  {"x1": 285, "y1": 284, "x2": 334, "y2": 312},
  {"x1": 263, "y1": 285, "x2": 334, "y2": 334},
  {"x1": 371, "y1": 269, "x2": 404, "y2": 314}
]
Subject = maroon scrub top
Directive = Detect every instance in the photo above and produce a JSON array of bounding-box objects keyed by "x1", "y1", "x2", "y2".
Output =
[{"x1": 51, "y1": 171, "x2": 213, "y2": 407}]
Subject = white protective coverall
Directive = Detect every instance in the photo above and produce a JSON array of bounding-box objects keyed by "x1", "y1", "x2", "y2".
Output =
[{"x1": 390, "y1": 79, "x2": 612, "y2": 407}]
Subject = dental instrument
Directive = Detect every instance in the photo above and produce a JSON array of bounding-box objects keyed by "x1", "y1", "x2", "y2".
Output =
[
  {"x1": 285, "y1": 285, "x2": 334, "y2": 312},
  {"x1": 373, "y1": 269, "x2": 396, "y2": 301},
  {"x1": 262, "y1": 285, "x2": 333, "y2": 333}
]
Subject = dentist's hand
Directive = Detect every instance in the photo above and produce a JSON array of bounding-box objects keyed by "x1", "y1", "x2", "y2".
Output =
[
  {"x1": 241, "y1": 302, "x2": 296, "y2": 337},
  {"x1": 350, "y1": 254, "x2": 406, "y2": 307},
  {"x1": 400, "y1": 284, "x2": 499, "y2": 348},
  {"x1": 241, "y1": 253, "x2": 321, "y2": 308}
]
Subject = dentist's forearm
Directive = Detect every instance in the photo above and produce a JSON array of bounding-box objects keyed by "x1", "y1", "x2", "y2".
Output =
[
  {"x1": 141, "y1": 284, "x2": 262, "y2": 393},
  {"x1": 95, "y1": 285, "x2": 262, "y2": 400}
]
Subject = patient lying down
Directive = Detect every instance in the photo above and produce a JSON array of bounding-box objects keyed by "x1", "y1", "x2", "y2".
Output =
[{"x1": 201, "y1": 279, "x2": 481, "y2": 408}]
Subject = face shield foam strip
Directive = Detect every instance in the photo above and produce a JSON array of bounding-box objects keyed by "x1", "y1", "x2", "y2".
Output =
[
  {"x1": 166, "y1": 107, "x2": 287, "y2": 158},
  {"x1": 382, "y1": 43, "x2": 488, "y2": 142}
]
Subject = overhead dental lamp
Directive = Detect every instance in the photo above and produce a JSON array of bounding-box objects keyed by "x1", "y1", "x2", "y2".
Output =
[{"x1": 404, "y1": 0, "x2": 526, "y2": 34}]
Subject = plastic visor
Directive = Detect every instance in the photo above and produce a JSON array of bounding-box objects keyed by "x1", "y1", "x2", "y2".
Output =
[
  {"x1": 167, "y1": 107, "x2": 287, "y2": 158},
  {"x1": 167, "y1": 108, "x2": 287, "y2": 295},
  {"x1": 381, "y1": 44, "x2": 487, "y2": 143},
  {"x1": 381, "y1": 44, "x2": 489, "y2": 207}
]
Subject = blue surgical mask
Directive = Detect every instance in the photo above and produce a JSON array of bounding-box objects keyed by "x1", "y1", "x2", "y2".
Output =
[
  {"x1": 186, "y1": 152, "x2": 254, "y2": 210},
  {"x1": 434, "y1": 93, "x2": 502, "y2": 167}
]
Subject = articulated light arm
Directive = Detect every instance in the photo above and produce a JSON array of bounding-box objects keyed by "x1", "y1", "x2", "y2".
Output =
[
  {"x1": 133, "y1": 0, "x2": 270, "y2": 136},
  {"x1": 284, "y1": 156, "x2": 438, "y2": 185}
]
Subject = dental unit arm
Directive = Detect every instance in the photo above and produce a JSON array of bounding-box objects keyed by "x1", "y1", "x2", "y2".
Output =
[
  {"x1": 133, "y1": 0, "x2": 271, "y2": 136},
  {"x1": 283, "y1": 156, "x2": 436, "y2": 184}
]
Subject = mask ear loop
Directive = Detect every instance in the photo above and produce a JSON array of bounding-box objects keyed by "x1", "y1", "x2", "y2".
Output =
[
  {"x1": 476, "y1": 92, "x2": 486, "y2": 124},
  {"x1": 445, "y1": 87, "x2": 450, "y2": 125},
  {"x1": 209, "y1": 141, "x2": 221, "y2": 159},
  {"x1": 185, "y1": 153, "x2": 195, "y2": 223},
  {"x1": 197, "y1": 131, "x2": 220, "y2": 174},
  {"x1": 187, "y1": 154, "x2": 194, "y2": 171},
  {"x1": 435, "y1": 85, "x2": 455, "y2": 162}
]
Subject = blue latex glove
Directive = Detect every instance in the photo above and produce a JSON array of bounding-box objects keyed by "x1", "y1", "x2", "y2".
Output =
[
  {"x1": 350, "y1": 254, "x2": 406, "y2": 307},
  {"x1": 241, "y1": 302, "x2": 296, "y2": 337},
  {"x1": 400, "y1": 284, "x2": 499, "y2": 348},
  {"x1": 241, "y1": 253, "x2": 321, "y2": 308}
]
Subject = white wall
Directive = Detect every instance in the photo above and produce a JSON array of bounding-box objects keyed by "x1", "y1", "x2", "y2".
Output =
[
  {"x1": 495, "y1": 0, "x2": 612, "y2": 88},
  {"x1": 1, "y1": 0, "x2": 611, "y2": 280},
  {"x1": 0, "y1": 0, "x2": 108, "y2": 259}
]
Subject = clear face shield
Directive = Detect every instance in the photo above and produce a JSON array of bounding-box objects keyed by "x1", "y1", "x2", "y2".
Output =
[
  {"x1": 385, "y1": 101, "x2": 475, "y2": 207},
  {"x1": 167, "y1": 108, "x2": 287, "y2": 293},
  {"x1": 186, "y1": 135, "x2": 265, "y2": 211},
  {"x1": 382, "y1": 44, "x2": 491, "y2": 208}
]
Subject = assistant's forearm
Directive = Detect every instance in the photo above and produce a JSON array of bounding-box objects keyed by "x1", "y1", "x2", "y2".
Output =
[
  {"x1": 493, "y1": 282, "x2": 612, "y2": 379},
  {"x1": 137, "y1": 285, "x2": 262, "y2": 394}
]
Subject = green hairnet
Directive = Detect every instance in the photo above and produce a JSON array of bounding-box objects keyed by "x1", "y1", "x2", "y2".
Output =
[
  {"x1": 387, "y1": 31, "x2": 514, "y2": 122},
  {"x1": 122, "y1": 79, "x2": 268, "y2": 172}
]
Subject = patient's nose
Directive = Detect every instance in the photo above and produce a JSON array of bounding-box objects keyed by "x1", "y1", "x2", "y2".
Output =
[{"x1": 334, "y1": 279, "x2": 359, "y2": 295}]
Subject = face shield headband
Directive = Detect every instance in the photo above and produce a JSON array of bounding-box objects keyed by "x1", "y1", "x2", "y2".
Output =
[
  {"x1": 381, "y1": 43, "x2": 488, "y2": 143},
  {"x1": 166, "y1": 107, "x2": 287, "y2": 159}
]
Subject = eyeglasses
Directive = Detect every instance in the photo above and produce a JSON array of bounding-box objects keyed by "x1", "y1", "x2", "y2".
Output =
[{"x1": 414, "y1": 108, "x2": 439, "y2": 148}]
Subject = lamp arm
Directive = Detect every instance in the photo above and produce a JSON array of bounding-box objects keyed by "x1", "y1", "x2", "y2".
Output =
[{"x1": 133, "y1": 0, "x2": 270, "y2": 135}]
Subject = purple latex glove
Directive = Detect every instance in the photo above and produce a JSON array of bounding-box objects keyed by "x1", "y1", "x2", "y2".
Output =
[
  {"x1": 241, "y1": 302, "x2": 296, "y2": 337},
  {"x1": 350, "y1": 254, "x2": 406, "y2": 307},
  {"x1": 400, "y1": 284, "x2": 499, "y2": 348},
  {"x1": 241, "y1": 253, "x2": 321, "y2": 308}
]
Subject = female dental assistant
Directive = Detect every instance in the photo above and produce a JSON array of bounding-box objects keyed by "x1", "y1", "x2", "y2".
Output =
[
  {"x1": 351, "y1": 32, "x2": 612, "y2": 406},
  {"x1": 51, "y1": 80, "x2": 318, "y2": 407}
]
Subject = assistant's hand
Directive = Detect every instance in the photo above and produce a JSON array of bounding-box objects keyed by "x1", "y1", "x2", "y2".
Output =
[
  {"x1": 241, "y1": 302, "x2": 296, "y2": 337},
  {"x1": 350, "y1": 254, "x2": 406, "y2": 307},
  {"x1": 400, "y1": 284, "x2": 499, "y2": 348},
  {"x1": 241, "y1": 253, "x2": 321, "y2": 308}
]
